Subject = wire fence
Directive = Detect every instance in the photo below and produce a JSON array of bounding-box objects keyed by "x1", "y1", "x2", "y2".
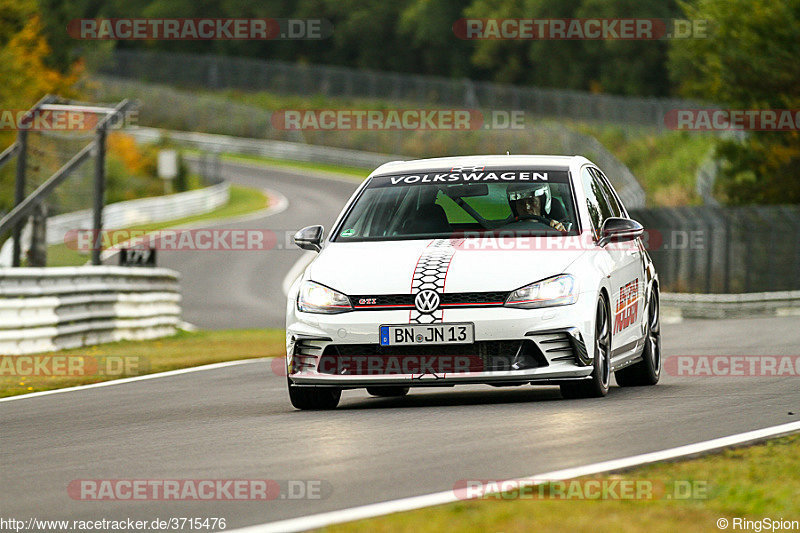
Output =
[
  {"x1": 25, "y1": 129, "x2": 96, "y2": 217},
  {"x1": 88, "y1": 76, "x2": 646, "y2": 207},
  {"x1": 92, "y1": 51, "x2": 798, "y2": 293},
  {"x1": 97, "y1": 50, "x2": 697, "y2": 129},
  {"x1": 629, "y1": 205, "x2": 800, "y2": 293}
]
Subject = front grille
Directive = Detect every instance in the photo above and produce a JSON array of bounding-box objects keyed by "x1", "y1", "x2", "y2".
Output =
[
  {"x1": 441, "y1": 292, "x2": 508, "y2": 306},
  {"x1": 317, "y1": 340, "x2": 547, "y2": 375},
  {"x1": 350, "y1": 291, "x2": 508, "y2": 310}
]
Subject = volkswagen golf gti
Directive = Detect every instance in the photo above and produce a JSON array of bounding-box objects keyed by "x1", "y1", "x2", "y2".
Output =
[{"x1": 285, "y1": 155, "x2": 661, "y2": 409}]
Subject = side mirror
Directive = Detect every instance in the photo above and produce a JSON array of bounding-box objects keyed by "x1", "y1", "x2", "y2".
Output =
[
  {"x1": 293, "y1": 225, "x2": 324, "y2": 252},
  {"x1": 597, "y1": 217, "x2": 643, "y2": 247}
]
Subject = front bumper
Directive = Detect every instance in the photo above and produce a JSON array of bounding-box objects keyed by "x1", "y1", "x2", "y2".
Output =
[{"x1": 286, "y1": 302, "x2": 596, "y2": 388}]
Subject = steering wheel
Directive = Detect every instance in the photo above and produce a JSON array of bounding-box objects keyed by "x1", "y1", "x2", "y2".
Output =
[
  {"x1": 526, "y1": 215, "x2": 552, "y2": 225},
  {"x1": 527, "y1": 215, "x2": 572, "y2": 232}
]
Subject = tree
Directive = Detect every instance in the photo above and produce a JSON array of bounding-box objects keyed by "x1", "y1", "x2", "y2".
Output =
[
  {"x1": 464, "y1": 0, "x2": 679, "y2": 96},
  {"x1": 0, "y1": 0, "x2": 82, "y2": 212},
  {"x1": 669, "y1": 0, "x2": 800, "y2": 204}
]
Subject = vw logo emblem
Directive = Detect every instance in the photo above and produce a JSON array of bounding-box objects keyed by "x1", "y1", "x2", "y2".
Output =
[{"x1": 414, "y1": 290, "x2": 440, "y2": 313}]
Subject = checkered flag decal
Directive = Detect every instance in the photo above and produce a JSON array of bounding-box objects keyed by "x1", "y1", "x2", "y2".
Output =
[
  {"x1": 410, "y1": 240, "x2": 457, "y2": 324},
  {"x1": 450, "y1": 165, "x2": 485, "y2": 173}
]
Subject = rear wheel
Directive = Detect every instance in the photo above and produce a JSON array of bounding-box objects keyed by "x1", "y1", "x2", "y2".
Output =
[
  {"x1": 560, "y1": 294, "x2": 611, "y2": 399},
  {"x1": 616, "y1": 287, "x2": 661, "y2": 387},
  {"x1": 288, "y1": 380, "x2": 341, "y2": 410},
  {"x1": 366, "y1": 386, "x2": 410, "y2": 397}
]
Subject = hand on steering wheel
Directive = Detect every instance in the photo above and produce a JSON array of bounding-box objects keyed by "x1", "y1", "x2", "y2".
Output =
[{"x1": 527, "y1": 215, "x2": 566, "y2": 232}]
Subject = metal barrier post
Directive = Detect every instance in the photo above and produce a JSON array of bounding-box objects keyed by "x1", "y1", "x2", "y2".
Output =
[
  {"x1": 11, "y1": 130, "x2": 28, "y2": 266},
  {"x1": 92, "y1": 125, "x2": 106, "y2": 266},
  {"x1": 28, "y1": 202, "x2": 47, "y2": 267},
  {"x1": 722, "y1": 211, "x2": 732, "y2": 292}
]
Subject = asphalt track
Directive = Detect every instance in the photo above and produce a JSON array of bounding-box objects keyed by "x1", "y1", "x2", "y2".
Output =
[
  {"x1": 3, "y1": 161, "x2": 799, "y2": 530},
  {"x1": 155, "y1": 160, "x2": 360, "y2": 329},
  {"x1": 2, "y1": 315, "x2": 799, "y2": 530}
]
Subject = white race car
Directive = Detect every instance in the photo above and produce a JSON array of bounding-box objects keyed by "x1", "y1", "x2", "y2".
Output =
[{"x1": 285, "y1": 155, "x2": 661, "y2": 409}]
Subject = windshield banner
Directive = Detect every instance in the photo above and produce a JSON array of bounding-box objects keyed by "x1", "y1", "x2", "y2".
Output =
[{"x1": 368, "y1": 168, "x2": 571, "y2": 187}]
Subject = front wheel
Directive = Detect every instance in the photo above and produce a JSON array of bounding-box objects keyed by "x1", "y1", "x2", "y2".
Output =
[
  {"x1": 288, "y1": 380, "x2": 341, "y2": 410},
  {"x1": 560, "y1": 294, "x2": 611, "y2": 399},
  {"x1": 615, "y1": 287, "x2": 661, "y2": 387}
]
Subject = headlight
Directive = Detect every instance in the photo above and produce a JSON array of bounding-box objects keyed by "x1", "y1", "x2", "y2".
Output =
[
  {"x1": 505, "y1": 274, "x2": 577, "y2": 309},
  {"x1": 297, "y1": 281, "x2": 352, "y2": 314}
]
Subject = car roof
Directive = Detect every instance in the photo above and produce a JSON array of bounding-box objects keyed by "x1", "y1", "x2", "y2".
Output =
[{"x1": 369, "y1": 154, "x2": 593, "y2": 177}]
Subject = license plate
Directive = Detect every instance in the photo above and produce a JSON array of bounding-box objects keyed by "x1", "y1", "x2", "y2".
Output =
[{"x1": 380, "y1": 323, "x2": 474, "y2": 346}]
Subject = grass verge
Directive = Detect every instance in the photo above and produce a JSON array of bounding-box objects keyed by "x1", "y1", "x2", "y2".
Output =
[
  {"x1": 96, "y1": 78, "x2": 716, "y2": 206},
  {"x1": 210, "y1": 88, "x2": 716, "y2": 206},
  {"x1": 326, "y1": 433, "x2": 800, "y2": 533},
  {"x1": 576, "y1": 124, "x2": 716, "y2": 207},
  {"x1": 46, "y1": 184, "x2": 269, "y2": 267},
  {"x1": 0, "y1": 329, "x2": 284, "y2": 398}
]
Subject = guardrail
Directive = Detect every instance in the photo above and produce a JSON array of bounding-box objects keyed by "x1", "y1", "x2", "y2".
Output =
[
  {"x1": 126, "y1": 127, "x2": 647, "y2": 208},
  {"x1": 0, "y1": 181, "x2": 230, "y2": 266},
  {"x1": 661, "y1": 291, "x2": 800, "y2": 319},
  {"x1": 126, "y1": 127, "x2": 395, "y2": 169},
  {"x1": 629, "y1": 205, "x2": 800, "y2": 293},
  {"x1": 90, "y1": 77, "x2": 646, "y2": 208},
  {"x1": 0, "y1": 266, "x2": 181, "y2": 355}
]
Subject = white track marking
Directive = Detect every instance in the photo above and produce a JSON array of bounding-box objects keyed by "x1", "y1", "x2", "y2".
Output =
[
  {"x1": 0, "y1": 359, "x2": 266, "y2": 403},
  {"x1": 229, "y1": 420, "x2": 800, "y2": 533}
]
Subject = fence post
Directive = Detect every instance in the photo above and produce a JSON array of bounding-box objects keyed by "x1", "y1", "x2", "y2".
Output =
[
  {"x1": 722, "y1": 216, "x2": 731, "y2": 292},
  {"x1": 28, "y1": 201, "x2": 47, "y2": 267},
  {"x1": 11, "y1": 130, "x2": 28, "y2": 266},
  {"x1": 92, "y1": 127, "x2": 106, "y2": 266},
  {"x1": 744, "y1": 227, "x2": 753, "y2": 292}
]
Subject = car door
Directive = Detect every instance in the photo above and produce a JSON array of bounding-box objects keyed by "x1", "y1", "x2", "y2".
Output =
[
  {"x1": 590, "y1": 167, "x2": 647, "y2": 360},
  {"x1": 579, "y1": 166, "x2": 620, "y2": 353}
]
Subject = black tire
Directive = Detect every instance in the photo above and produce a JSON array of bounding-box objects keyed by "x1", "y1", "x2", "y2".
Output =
[
  {"x1": 616, "y1": 287, "x2": 661, "y2": 387},
  {"x1": 560, "y1": 294, "x2": 611, "y2": 399},
  {"x1": 288, "y1": 380, "x2": 341, "y2": 410},
  {"x1": 366, "y1": 386, "x2": 410, "y2": 397}
]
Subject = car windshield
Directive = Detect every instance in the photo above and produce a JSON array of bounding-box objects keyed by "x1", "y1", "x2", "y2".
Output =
[{"x1": 333, "y1": 167, "x2": 579, "y2": 241}]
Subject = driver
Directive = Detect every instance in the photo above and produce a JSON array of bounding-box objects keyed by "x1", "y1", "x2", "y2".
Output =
[{"x1": 507, "y1": 183, "x2": 567, "y2": 232}]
